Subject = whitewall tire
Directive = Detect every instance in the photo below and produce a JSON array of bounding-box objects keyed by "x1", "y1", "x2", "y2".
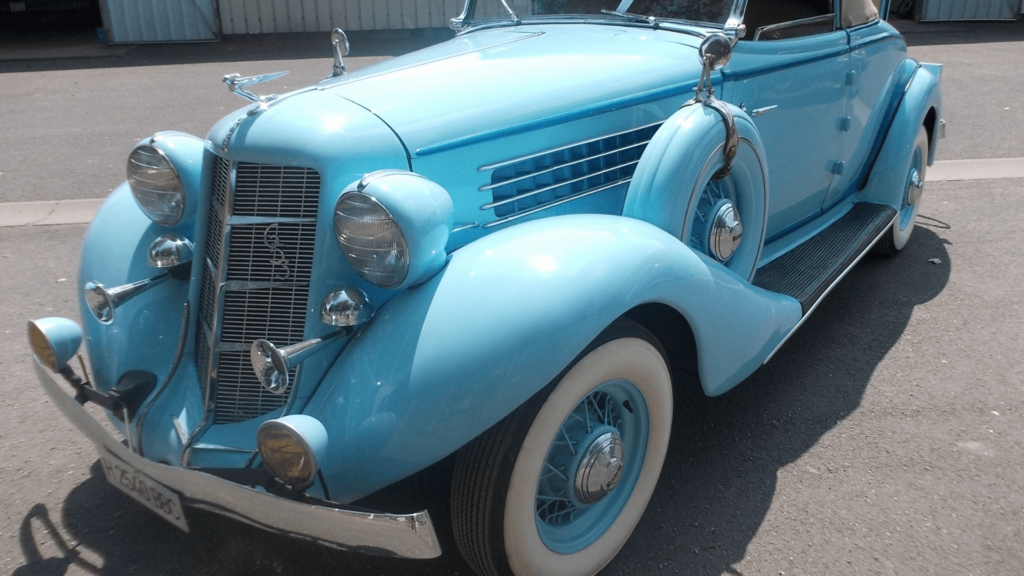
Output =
[
  {"x1": 452, "y1": 321, "x2": 672, "y2": 576},
  {"x1": 876, "y1": 126, "x2": 929, "y2": 256}
]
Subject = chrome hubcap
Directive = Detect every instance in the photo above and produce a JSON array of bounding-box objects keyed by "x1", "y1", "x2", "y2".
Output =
[
  {"x1": 574, "y1": 432, "x2": 625, "y2": 505},
  {"x1": 708, "y1": 201, "x2": 743, "y2": 262},
  {"x1": 907, "y1": 168, "x2": 924, "y2": 206}
]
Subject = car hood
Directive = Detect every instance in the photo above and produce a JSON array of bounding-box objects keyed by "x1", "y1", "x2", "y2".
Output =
[{"x1": 320, "y1": 25, "x2": 706, "y2": 158}]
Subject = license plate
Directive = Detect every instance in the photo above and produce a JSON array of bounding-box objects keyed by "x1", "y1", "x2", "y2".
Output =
[{"x1": 99, "y1": 449, "x2": 189, "y2": 532}]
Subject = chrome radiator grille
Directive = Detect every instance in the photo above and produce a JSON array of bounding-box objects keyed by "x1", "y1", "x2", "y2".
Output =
[
  {"x1": 480, "y1": 123, "x2": 661, "y2": 226},
  {"x1": 196, "y1": 158, "x2": 321, "y2": 424}
]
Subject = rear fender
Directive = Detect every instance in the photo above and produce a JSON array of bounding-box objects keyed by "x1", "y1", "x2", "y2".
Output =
[
  {"x1": 858, "y1": 63, "x2": 942, "y2": 207},
  {"x1": 304, "y1": 214, "x2": 801, "y2": 502}
]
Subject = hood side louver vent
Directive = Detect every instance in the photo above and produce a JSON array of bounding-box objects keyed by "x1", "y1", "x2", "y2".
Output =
[{"x1": 480, "y1": 123, "x2": 661, "y2": 226}]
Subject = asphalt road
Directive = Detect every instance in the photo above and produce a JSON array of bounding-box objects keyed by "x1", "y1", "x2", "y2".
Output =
[{"x1": 1, "y1": 17, "x2": 1023, "y2": 576}]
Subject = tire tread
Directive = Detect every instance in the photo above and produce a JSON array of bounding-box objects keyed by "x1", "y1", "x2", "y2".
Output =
[{"x1": 452, "y1": 414, "x2": 520, "y2": 576}]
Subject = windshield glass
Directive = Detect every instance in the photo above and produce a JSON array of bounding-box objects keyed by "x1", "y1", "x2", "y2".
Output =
[{"x1": 474, "y1": 0, "x2": 736, "y2": 26}]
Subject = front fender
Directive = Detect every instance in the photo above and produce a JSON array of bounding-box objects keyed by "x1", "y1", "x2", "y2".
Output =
[
  {"x1": 79, "y1": 184, "x2": 191, "y2": 395},
  {"x1": 78, "y1": 132, "x2": 205, "y2": 393},
  {"x1": 305, "y1": 214, "x2": 801, "y2": 502}
]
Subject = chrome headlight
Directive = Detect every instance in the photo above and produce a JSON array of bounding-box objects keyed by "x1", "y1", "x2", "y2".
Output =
[
  {"x1": 334, "y1": 170, "x2": 454, "y2": 290},
  {"x1": 257, "y1": 415, "x2": 328, "y2": 489},
  {"x1": 127, "y1": 145, "x2": 185, "y2": 226},
  {"x1": 334, "y1": 193, "x2": 409, "y2": 288}
]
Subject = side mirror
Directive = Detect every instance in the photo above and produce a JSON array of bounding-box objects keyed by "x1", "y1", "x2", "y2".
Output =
[
  {"x1": 692, "y1": 33, "x2": 732, "y2": 103},
  {"x1": 698, "y1": 33, "x2": 732, "y2": 70},
  {"x1": 330, "y1": 28, "x2": 350, "y2": 78},
  {"x1": 688, "y1": 33, "x2": 739, "y2": 181}
]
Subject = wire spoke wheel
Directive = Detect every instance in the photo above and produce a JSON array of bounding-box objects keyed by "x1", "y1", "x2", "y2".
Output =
[
  {"x1": 451, "y1": 321, "x2": 672, "y2": 576},
  {"x1": 534, "y1": 380, "x2": 648, "y2": 553},
  {"x1": 687, "y1": 176, "x2": 740, "y2": 259},
  {"x1": 676, "y1": 137, "x2": 766, "y2": 282}
]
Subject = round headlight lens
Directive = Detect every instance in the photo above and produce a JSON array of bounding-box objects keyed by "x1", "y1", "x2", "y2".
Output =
[
  {"x1": 257, "y1": 420, "x2": 321, "y2": 489},
  {"x1": 127, "y1": 145, "x2": 185, "y2": 226},
  {"x1": 333, "y1": 192, "x2": 409, "y2": 288}
]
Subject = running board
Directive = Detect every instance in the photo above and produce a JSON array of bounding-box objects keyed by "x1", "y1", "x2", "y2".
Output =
[
  {"x1": 755, "y1": 203, "x2": 897, "y2": 363},
  {"x1": 755, "y1": 203, "x2": 897, "y2": 315}
]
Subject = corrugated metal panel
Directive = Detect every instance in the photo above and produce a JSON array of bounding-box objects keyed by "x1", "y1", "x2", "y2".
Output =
[
  {"x1": 216, "y1": 0, "x2": 548, "y2": 33},
  {"x1": 919, "y1": 0, "x2": 1020, "y2": 21},
  {"x1": 100, "y1": 0, "x2": 218, "y2": 43}
]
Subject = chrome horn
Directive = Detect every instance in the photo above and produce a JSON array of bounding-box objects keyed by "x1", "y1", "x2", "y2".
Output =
[
  {"x1": 251, "y1": 287, "x2": 376, "y2": 393},
  {"x1": 251, "y1": 331, "x2": 346, "y2": 394},
  {"x1": 84, "y1": 273, "x2": 170, "y2": 325}
]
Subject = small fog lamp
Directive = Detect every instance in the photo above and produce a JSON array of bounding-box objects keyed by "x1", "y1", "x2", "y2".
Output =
[
  {"x1": 256, "y1": 415, "x2": 328, "y2": 489},
  {"x1": 27, "y1": 317, "x2": 83, "y2": 372}
]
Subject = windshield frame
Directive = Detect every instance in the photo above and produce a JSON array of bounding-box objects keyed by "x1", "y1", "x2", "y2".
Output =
[{"x1": 451, "y1": 0, "x2": 748, "y2": 37}]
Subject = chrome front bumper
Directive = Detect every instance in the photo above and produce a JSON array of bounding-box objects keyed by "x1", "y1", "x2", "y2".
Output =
[{"x1": 33, "y1": 359, "x2": 442, "y2": 560}]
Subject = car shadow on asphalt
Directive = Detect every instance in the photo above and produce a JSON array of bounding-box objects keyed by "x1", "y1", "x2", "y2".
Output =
[
  {"x1": 604, "y1": 223, "x2": 952, "y2": 575},
  {"x1": 13, "y1": 224, "x2": 951, "y2": 576}
]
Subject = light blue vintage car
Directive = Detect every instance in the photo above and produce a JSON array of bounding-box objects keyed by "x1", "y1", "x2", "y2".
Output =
[{"x1": 29, "y1": 0, "x2": 942, "y2": 574}]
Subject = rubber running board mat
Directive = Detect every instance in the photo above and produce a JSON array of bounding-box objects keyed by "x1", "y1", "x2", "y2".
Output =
[{"x1": 753, "y1": 203, "x2": 897, "y2": 314}]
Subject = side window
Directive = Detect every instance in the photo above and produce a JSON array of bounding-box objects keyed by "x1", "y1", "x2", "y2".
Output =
[
  {"x1": 742, "y1": 0, "x2": 835, "y2": 41},
  {"x1": 841, "y1": 0, "x2": 879, "y2": 27}
]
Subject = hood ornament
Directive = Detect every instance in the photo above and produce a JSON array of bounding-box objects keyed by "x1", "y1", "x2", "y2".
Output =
[{"x1": 223, "y1": 71, "x2": 289, "y2": 115}]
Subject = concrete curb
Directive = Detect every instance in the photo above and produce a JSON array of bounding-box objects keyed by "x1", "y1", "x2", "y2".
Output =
[
  {"x1": 927, "y1": 158, "x2": 1024, "y2": 182},
  {"x1": 0, "y1": 158, "x2": 1020, "y2": 228},
  {"x1": 0, "y1": 199, "x2": 103, "y2": 228}
]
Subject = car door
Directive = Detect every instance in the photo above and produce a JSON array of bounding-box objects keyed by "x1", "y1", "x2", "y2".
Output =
[
  {"x1": 822, "y1": 0, "x2": 909, "y2": 210},
  {"x1": 723, "y1": 0, "x2": 848, "y2": 242}
]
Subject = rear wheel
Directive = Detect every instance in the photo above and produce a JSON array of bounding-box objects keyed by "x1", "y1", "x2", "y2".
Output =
[
  {"x1": 451, "y1": 321, "x2": 672, "y2": 576},
  {"x1": 875, "y1": 126, "x2": 928, "y2": 256},
  {"x1": 895, "y1": 0, "x2": 915, "y2": 19}
]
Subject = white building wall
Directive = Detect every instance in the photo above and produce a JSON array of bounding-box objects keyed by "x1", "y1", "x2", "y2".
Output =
[
  {"x1": 218, "y1": 0, "x2": 536, "y2": 34},
  {"x1": 219, "y1": 0, "x2": 476, "y2": 33},
  {"x1": 918, "y1": 0, "x2": 1019, "y2": 21}
]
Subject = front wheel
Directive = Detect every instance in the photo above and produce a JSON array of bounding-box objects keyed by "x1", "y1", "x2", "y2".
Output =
[{"x1": 451, "y1": 322, "x2": 673, "y2": 576}]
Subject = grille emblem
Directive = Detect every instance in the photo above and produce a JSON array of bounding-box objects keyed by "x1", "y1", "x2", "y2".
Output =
[
  {"x1": 221, "y1": 115, "x2": 245, "y2": 153},
  {"x1": 262, "y1": 223, "x2": 292, "y2": 281}
]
